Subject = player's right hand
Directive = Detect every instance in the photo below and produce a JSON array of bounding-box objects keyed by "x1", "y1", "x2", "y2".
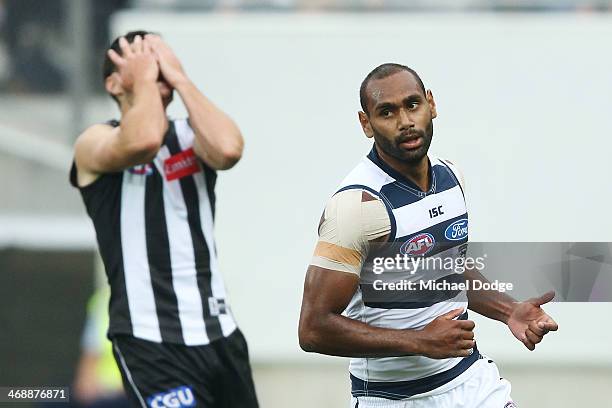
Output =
[
  {"x1": 107, "y1": 35, "x2": 159, "y2": 91},
  {"x1": 416, "y1": 308, "x2": 476, "y2": 359}
]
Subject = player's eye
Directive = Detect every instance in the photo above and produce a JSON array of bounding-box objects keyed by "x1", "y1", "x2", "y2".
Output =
[
  {"x1": 380, "y1": 109, "x2": 392, "y2": 117},
  {"x1": 407, "y1": 102, "x2": 418, "y2": 110}
]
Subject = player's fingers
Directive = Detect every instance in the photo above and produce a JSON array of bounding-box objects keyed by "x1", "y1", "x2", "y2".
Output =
[
  {"x1": 107, "y1": 49, "x2": 125, "y2": 66},
  {"x1": 522, "y1": 337, "x2": 536, "y2": 350},
  {"x1": 538, "y1": 319, "x2": 558, "y2": 332},
  {"x1": 528, "y1": 320, "x2": 546, "y2": 336},
  {"x1": 529, "y1": 290, "x2": 555, "y2": 307},
  {"x1": 525, "y1": 329, "x2": 542, "y2": 345},
  {"x1": 132, "y1": 35, "x2": 143, "y2": 53},
  {"x1": 143, "y1": 37, "x2": 155, "y2": 55},
  {"x1": 440, "y1": 308, "x2": 465, "y2": 320},
  {"x1": 457, "y1": 319, "x2": 475, "y2": 331},
  {"x1": 118, "y1": 37, "x2": 132, "y2": 56},
  {"x1": 459, "y1": 340, "x2": 476, "y2": 350},
  {"x1": 455, "y1": 348, "x2": 475, "y2": 358},
  {"x1": 145, "y1": 33, "x2": 162, "y2": 48},
  {"x1": 461, "y1": 330, "x2": 474, "y2": 340}
]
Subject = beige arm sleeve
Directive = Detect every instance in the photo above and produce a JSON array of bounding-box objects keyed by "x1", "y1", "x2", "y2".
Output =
[{"x1": 310, "y1": 189, "x2": 391, "y2": 276}]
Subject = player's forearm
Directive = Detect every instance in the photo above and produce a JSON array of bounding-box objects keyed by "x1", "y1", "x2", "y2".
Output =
[
  {"x1": 299, "y1": 312, "x2": 422, "y2": 358},
  {"x1": 120, "y1": 79, "x2": 168, "y2": 156},
  {"x1": 175, "y1": 79, "x2": 243, "y2": 169},
  {"x1": 465, "y1": 268, "x2": 516, "y2": 324}
]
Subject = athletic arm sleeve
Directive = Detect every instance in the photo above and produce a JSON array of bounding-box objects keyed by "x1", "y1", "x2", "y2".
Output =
[{"x1": 310, "y1": 189, "x2": 391, "y2": 276}]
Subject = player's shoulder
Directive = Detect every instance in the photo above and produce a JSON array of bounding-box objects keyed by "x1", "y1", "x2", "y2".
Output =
[
  {"x1": 322, "y1": 189, "x2": 389, "y2": 234},
  {"x1": 434, "y1": 156, "x2": 458, "y2": 168},
  {"x1": 75, "y1": 122, "x2": 118, "y2": 146},
  {"x1": 434, "y1": 157, "x2": 465, "y2": 189},
  {"x1": 328, "y1": 188, "x2": 385, "y2": 212}
]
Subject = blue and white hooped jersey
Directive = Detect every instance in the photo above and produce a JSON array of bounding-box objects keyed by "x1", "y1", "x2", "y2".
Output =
[{"x1": 337, "y1": 146, "x2": 479, "y2": 400}]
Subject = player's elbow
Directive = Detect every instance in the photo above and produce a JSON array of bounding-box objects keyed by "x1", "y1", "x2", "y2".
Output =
[
  {"x1": 217, "y1": 148, "x2": 242, "y2": 170},
  {"x1": 298, "y1": 329, "x2": 319, "y2": 353},
  {"x1": 298, "y1": 316, "x2": 324, "y2": 353},
  {"x1": 216, "y1": 137, "x2": 243, "y2": 170}
]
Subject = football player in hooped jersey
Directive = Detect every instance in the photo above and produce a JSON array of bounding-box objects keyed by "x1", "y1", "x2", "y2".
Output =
[
  {"x1": 298, "y1": 64, "x2": 558, "y2": 407},
  {"x1": 71, "y1": 32, "x2": 258, "y2": 407}
]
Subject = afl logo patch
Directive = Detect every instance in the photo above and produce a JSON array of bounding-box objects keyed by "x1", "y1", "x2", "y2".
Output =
[
  {"x1": 400, "y1": 233, "x2": 436, "y2": 256},
  {"x1": 444, "y1": 218, "x2": 468, "y2": 241},
  {"x1": 128, "y1": 163, "x2": 153, "y2": 176}
]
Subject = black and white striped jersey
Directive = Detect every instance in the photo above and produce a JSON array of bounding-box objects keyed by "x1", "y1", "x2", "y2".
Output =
[{"x1": 70, "y1": 119, "x2": 236, "y2": 345}]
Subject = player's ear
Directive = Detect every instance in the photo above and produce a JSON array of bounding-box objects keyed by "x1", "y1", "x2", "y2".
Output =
[
  {"x1": 426, "y1": 89, "x2": 437, "y2": 119},
  {"x1": 105, "y1": 73, "x2": 123, "y2": 98},
  {"x1": 358, "y1": 111, "x2": 374, "y2": 139}
]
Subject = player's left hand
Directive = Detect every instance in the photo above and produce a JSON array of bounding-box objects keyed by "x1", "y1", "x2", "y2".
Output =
[
  {"x1": 507, "y1": 290, "x2": 559, "y2": 351},
  {"x1": 145, "y1": 34, "x2": 188, "y2": 88}
]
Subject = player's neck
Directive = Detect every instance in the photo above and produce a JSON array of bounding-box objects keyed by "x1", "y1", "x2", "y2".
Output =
[{"x1": 377, "y1": 146, "x2": 430, "y2": 192}]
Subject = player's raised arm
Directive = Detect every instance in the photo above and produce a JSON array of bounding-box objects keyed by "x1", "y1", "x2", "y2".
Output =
[
  {"x1": 146, "y1": 34, "x2": 243, "y2": 171},
  {"x1": 74, "y1": 35, "x2": 167, "y2": 179}
]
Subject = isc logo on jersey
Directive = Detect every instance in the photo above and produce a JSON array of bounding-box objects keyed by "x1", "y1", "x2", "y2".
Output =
[
  {"x1": 444, "y1": 219, "x2": 468, "y2": 241},
  {"x1": 400, "y1": 233, "x2": 435, "y2": 256},
  {"x1": 147, "y1": 386, "x2": 195, "y2": 408}
]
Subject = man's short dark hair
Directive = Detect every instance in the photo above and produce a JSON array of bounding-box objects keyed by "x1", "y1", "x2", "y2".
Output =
[
  {"x1": 102, "y1": 30, "x2": 153, "y2": 82},
  {"x1": 359, "y1": 63, "x2": 426, "y2": 115}
]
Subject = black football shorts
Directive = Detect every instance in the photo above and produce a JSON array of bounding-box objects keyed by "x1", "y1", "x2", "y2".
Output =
[{"x1": 111, "y1": 329, "x2": 259, "y2": 408}]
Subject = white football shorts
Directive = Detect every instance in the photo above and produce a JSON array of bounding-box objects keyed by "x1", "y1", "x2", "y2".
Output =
[{"x1": 349, "y1": 358, "x2": 516, "y2": 408}]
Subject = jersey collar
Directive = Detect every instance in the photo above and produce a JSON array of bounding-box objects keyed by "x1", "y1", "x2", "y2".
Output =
[{"x1": 366, "y1": 144, "x2": 436, "y2": 197}]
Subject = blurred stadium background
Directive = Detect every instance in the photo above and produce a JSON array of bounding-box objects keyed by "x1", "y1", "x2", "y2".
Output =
[{"x1": 1, "y1": 0, "x2": 611, "y2": 407}]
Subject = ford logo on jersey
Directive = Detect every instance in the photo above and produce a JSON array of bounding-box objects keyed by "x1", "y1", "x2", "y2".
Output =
[
  {"x1": 400, "y1": 233, "x2": 436, "y2": 256},
  {"x1": 445, "y1": 219, "x2": 468, "y2": 241},
  {"x1": 147, "y1": 386, "x2": 195, "y2": 408}
]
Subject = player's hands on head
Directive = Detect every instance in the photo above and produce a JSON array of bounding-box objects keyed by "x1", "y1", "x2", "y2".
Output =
[
  {"x1": 507, "y1": 290, "x2": 559, "y2": 351},
  {"x1": 416, "y1": 308, "x2": 476, "y2": 359},
  {"x1": 107, "y1": 35, "x2": 159, "y2": 91},
  {"x1": 145, "y1": 34, "x2": 188, "y2": 88}
]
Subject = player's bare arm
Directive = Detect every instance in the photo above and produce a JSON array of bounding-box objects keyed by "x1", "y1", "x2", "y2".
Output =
[
  {"x1": 465, "y1": 268, "x2": 559, "y2": 351},
  {"x1": 146, "y1": 34, "x2": 243, "y2": 170},
  {"x1": 74, "y1": 35, "x2": 167, "y2": 186},
  {"x1": 298, "y1": 265, "x2": 476, "y2": 359},
  {"x1": 299, "y1": 190, "x2": 476, "y2": 359}
]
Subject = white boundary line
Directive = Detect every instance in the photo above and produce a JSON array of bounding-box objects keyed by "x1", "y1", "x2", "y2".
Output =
[
  {"x1": 0, "y1": 123, "x2": 73, "y2": 172},
  {"x1": 0, "y1": 215, "x2": 96, "y2": 250}
]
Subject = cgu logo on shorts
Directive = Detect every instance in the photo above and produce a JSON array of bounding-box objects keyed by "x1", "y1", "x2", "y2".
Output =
[
  {"x1": 147, "y1": 386, "x2": 196, "y2": 408},
  {"x1": 400, "y1": 233, "x2": 436, "y2": 256},
  {"x1": 444, "y1": 218, "x2": 468, "y2": 241}
]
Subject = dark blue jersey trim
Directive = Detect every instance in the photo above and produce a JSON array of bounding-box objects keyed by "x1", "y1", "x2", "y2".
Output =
[
  {"x1": 351, "y1": 336, "x2": 479, "y2": 400},
  {"x1": 366, "y1": 145, "x2": 435, "y2": 196},
  {"x1": 438, "y1": 159, "x2": 465, "y2": 200}
]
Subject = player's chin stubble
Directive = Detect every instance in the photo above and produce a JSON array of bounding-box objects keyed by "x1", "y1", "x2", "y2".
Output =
[{"x1": 374, "y1": 121, "x2": 434, "y2": 165}]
